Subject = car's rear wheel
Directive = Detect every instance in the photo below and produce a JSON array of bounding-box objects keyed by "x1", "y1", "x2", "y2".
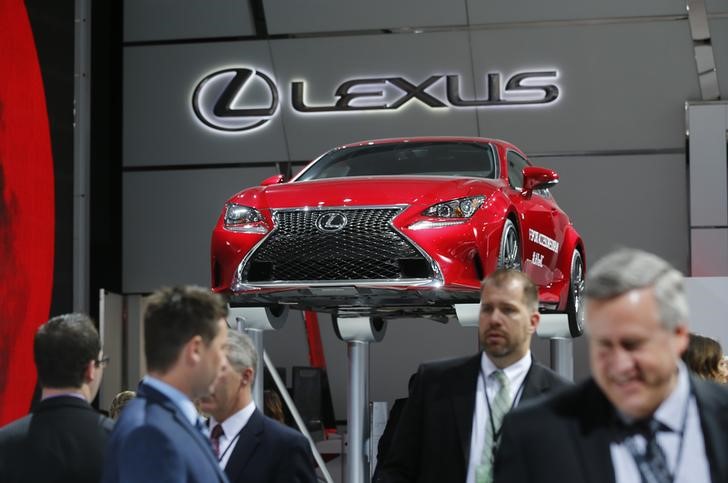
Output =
[
  {"x1": 497, "y1": 219, "x2": 521, "y2": 271},
  {"x1": 567, "y1": 249, "x2": 585, "y2": 337}
]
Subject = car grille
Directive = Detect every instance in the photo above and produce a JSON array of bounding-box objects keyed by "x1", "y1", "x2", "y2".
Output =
[{"x1": 242, "y1": 208, "x2": 433, "y2": 282}]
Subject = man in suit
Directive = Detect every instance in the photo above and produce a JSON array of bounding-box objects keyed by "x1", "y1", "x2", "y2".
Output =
[
  {"x1": 103, "y1": 285, "x2": 230, "y2": 483},
  {"x1": 198, "y1": 330, "x2": 317, "y2": 483},
  {"x1": 379, "y1": 269, "x2": 570, "y2": 483},
  {"x1": 494, "y1": 248, "x2": 728, "y2": 483},
  {"x1": 0, "y1": 313, "x2": 114, "y2": 483}
]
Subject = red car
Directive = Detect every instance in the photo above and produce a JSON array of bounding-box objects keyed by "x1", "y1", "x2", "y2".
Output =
[{"x1": 211, "y1": 137, "x2": 585, "y2": 336}]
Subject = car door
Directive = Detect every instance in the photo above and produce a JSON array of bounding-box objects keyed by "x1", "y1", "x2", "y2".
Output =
[{"x1": 504, "y1": 150, "x2": 561, "y2": 281}]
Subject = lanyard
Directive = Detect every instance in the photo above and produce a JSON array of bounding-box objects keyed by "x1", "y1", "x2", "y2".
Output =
[
  {"x1": 623, "y1": 392, "x2": 692, "y2": 483},
  {"x1": 480, "y1": 363, "x2": 528, "y2": 449},
  {"x1": 217, "y1": 428, "x2": 243, "y2": 463}
]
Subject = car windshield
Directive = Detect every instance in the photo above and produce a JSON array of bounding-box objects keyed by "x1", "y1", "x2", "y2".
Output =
[{"x1": 296, "y1": 141, "x2": 496, "y2": 181}]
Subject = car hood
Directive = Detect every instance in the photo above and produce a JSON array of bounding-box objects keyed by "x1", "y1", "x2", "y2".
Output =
[{"x1": 231, "y1": 176, "x2": 502, "y2": 209}]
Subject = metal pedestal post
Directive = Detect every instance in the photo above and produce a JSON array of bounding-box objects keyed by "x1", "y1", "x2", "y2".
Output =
[
  {"x1": 550, "y1": 337, "x2": 574, "y2": 382},
  {"x1": 346, "y1": 340, "x2": 370, "y2": 483},
  {"x1": 334, "y1": 316, "x2": 386, "y2": 483}
]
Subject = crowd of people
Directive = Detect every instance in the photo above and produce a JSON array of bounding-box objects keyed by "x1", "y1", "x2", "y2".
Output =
[{"x1": 0, "y1": 248, "x2": 727, "y2": 483}]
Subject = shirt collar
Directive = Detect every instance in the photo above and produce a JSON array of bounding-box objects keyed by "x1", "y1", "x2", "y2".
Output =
[
  {"x1": 615, "y1": 360, "x2": 690, "y2": 431},
  {"x1": 481, "y1": 350, "x2": 532, "y2": 381},
  {"x1": 653, "y1": 360, "x2": 690, "y2": 432},
  {"x1": 41, "y1": 392, "x2": 86, "y2": 401},
  {"x1": 143, "y1": 375, "x2": 200, "y2": 427},
  {"x1": 209, "y1": 401, "x2": 256, "y2": 438}
]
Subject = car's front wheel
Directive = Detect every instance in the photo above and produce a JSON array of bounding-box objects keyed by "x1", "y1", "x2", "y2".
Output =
[
  {"x1": 497, "y1": 219, "x2": 521, "y2": 271},
  {"x1": 567, "y1": 249, "x2": 585, "y2": 337}
]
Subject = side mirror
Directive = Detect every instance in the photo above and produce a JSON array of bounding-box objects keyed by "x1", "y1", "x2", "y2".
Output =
[
  {"x1": 522, "y1": 166, "x2": 559, "y2": 195},
  {"x1": 260, "y1": 174, "x2": 285, "y2": 186}
]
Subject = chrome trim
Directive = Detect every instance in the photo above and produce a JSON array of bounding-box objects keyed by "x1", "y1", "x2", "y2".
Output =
[
  {"x1": 234, "y1": 278, "x2": 440, "y2": 292},
  {"x1": 390, "y1": 211, "x2": 444, "y2": 284},
  {"x1": 272, "y1": 204, "x2": 409, "y2": 212},
  {"x1": 232, "y1": 226, "x2": 279, "y2": 292}
]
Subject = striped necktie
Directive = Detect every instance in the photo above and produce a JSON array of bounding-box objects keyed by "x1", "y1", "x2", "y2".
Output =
[
  {"x1": 476, "y1": 369, "x2": 512, "y2": 483},
  {"x1": 625, "y1": 419, "x2": 672, "y2": 483}
]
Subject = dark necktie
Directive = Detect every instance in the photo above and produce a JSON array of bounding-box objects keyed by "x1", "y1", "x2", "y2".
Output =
[
  {"x1": 625, "y1": 418, "x2": 672, "y2": 483},
  {"x1": 210, "y1": 423, "x2": 225, "y2": 459}
]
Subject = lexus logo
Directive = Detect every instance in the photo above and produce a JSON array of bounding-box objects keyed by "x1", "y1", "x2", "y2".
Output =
[
  {"x1": 192, "y1": 66, "x2": 561, "y2": 133},
  {"x1": 192, "y1": 68, "x2": 279, "y2": 132},
  {"x1": 316, "y1": 212, "x2": 348, "y2": 233}
]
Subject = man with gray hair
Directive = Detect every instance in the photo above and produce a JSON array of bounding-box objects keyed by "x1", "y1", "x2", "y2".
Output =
[
  {"x1": 198, "y1": 330, "x2": 317, "y2": 483},
  {"x1": 493, "y1": 248, "x2": 728, "y2": 483}
]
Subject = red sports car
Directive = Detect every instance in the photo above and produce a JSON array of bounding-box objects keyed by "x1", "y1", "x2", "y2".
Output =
[{"x1": 211, "y1": 137, "x2": 585, "y2": 336}]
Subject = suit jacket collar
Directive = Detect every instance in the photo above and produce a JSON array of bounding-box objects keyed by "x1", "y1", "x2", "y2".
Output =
[
  {"x1": 448, "y1": 353, "x2": 481, "y2": 471},
  {"x1": 137, "y1": 382, "x2": 225, "y2": 480},
  {"x1": 691, "y1": 376, "x2": 728, "y2": 483},
  {"x1": 563, "y1": 379, "x2": 617, "y2": 483},
  {"x1": 225, "y1": 408, "x2": 265, "y2": 482},
  {"x1": 34, "y1": 395, "x2": 93, "y2": 413}
]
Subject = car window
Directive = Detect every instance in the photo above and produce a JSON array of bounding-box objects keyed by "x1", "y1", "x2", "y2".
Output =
[
  {"x1": 297, "y1": 142, "x2": 497, "y2": 181},
  {"x1": 506, "y1": 150, "x2": 530, "y2": 189}
]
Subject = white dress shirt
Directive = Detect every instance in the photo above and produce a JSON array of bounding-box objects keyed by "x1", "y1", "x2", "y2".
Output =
[
  {"x1": 610, "y1": 362, "x2": 711, "y2": 483},
  {"x1": 466, "y1": 351, "x2": 532, "y2": 483},
  {"x1": 209, "y1": 401, "x2": 256, "y2": 469}
]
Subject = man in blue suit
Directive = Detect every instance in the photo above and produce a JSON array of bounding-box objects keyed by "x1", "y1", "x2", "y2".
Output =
[
  {"x1": 199, "y1": 330, "x2": 317, "y2": 483},
  {"x1": 103, "y1": 285, "x2": 230, "y2": 483}
]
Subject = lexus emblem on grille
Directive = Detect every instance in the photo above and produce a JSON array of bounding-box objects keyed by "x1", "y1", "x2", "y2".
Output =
[{"x1": 316, "y1": 212, "x2": 348, "y2": 232}]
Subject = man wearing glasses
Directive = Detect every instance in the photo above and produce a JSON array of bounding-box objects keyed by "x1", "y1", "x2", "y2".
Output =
[{"x1": 0, "y1": 313, "x2": 114, "y2": 483}]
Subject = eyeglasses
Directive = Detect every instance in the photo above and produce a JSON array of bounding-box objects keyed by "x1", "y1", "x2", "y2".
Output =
[{"x1": 95, "y1": 356, "x2": 110, "y2": 368}]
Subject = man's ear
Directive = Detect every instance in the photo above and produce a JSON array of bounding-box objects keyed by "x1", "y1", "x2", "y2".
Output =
[
  {"x1": 83, "y1": 360, "x2": 96, "y2": 384},
  {"x1": 185, "y1": 335, "x2": 204, "y2": 365},
  {"x1": 529, "y1": 311, "x2": 540, "y2": 334},
  {"x1": 674, "y1": 324, "x2": 690, "y2": 356},
  {"x1": 241, "y1": 367, "x2": 255, "y2": 387}
]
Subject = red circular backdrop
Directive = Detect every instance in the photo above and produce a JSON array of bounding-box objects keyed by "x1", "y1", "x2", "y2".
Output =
[{"x1": 0, "y1": 0, "x2": 55, "y2": 425}]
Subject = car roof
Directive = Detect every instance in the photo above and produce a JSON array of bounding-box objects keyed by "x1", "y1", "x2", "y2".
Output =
[{"x1": 336, "y1": 136, "x2": 510, "y2": 149}]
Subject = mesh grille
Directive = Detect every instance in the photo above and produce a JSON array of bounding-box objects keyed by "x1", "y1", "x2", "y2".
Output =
[{"x1": 242, "y1": 208, "x2": 431, "y2": 282}]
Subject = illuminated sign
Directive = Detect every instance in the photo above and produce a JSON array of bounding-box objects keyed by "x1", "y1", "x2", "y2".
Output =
[{"x1": 192, "y1": 67, "x2": 560, "y2": 133}]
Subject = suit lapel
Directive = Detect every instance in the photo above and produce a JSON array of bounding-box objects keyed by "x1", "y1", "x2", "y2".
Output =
[
  {"x1": 138, "y1": 383, "x2": 226, "y2": 481},
  {"x1": 519, "y1": 360, "x2": 547, "y2": 402},
  {"x1": 568, "y1": 380, "x2": 616, "y2": 483},
  {"x1": 449, "y1": 354, "x2": 480, "y2": 470},
  {"x1": 692, "y1": 377, "x2": 728, "y2": 483},
  {"x1": 225, "y1": 409, "x2": 264, "y2": 482}
]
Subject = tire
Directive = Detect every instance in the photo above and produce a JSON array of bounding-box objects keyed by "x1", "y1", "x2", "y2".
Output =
[
  {"x1": 567, "y1": 249, "x2": 585, "y2": 337},
  {"x1": 497, "y1": 219, "x2": 521, "y2": 271}
]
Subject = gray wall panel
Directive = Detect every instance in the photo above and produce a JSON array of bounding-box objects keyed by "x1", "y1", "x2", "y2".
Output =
[
  {"x1": 709, "y1": 18, "x2": 728, "y2": 96},
  {"x1": 263, "y1": 0, "x2": 467, "y2": 35},
  {"x1": 123, "y1": 166, "x2": 278, "y2": 293},
  {"x1": 706, "y1": 0, "x2": 728, "y2": 14},
  {"x1": 124, "y1": 0, "x2": 255, "y2": 42},
  {"x1": 124, "y1": 42, "x2": 289, "y2": 167},
  {"x1": 270, "y1": 32, "x2": 480, "y2": 160},
  {"x1": 691, "y1": 229, "x2": 728, "y2": 276},
  {"x1": 471, "y1": 21, "x2": 699, "y2": 152},
  {"x1": 534, "y1": 153, "x2": 690, "y2": 273},
  {"x1": 468, "y1": 0, "x2": 687, "y2": 24}
]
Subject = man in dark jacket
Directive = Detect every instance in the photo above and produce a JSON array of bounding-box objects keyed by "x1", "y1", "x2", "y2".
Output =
[
  {"x1": 0, "y1": 313, "x2": 114, "y2": 483},
  {"x1": 379, "y1": 269, "x2": 570, "y2": 483},
  {"x1": 494, "y1": 249, "x2": 728, "y2": 483}
]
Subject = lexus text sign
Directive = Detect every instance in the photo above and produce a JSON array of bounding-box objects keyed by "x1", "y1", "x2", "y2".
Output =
[{"x1": 192, "y1": 67, "x2": 561, "y2": 133}]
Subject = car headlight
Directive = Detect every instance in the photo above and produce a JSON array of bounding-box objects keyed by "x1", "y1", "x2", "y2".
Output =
[
  {"x1": 408, "y1": 196, "x2": 486, "y2": 230},
  {"x1": 422, "y1": 196, "x2": 485, "y2": 218},
  {"x1": 223, "y1": 203, "x2": 269, "y2": 234}
]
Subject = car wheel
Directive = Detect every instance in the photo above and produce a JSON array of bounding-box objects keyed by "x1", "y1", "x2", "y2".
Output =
[
  {"x1": 567, "y1": 249, "x2": 585, "y2": 337},
  {"x1": 497, "y1": 219, "x2": 521, "y2": 271}
]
